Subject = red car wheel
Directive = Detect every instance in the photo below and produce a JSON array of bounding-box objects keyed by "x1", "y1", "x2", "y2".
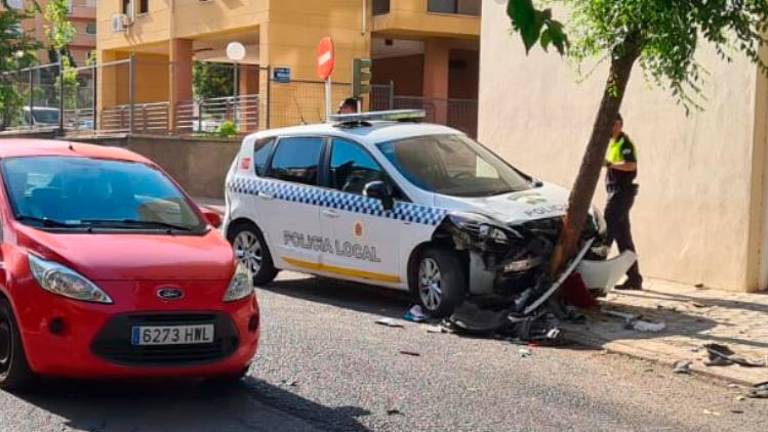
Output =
[{"x1": 0, "y1": 299, "x2": 35, "y2": 390}]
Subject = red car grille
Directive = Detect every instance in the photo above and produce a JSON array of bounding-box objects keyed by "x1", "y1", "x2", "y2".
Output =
[{"x1": 91, "y1": 313, "x2": 239, "y2": 367}]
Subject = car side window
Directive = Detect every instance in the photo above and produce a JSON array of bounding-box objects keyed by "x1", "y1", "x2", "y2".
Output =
[
  {"x1": 268, "y1": 137, "x2": 324, "y2": 186},
  {"x1": 252, "y1": 138, "x2": 274, "y2": 176},
  {"x1": 329, "y1": 139, "x2": 386, "y2": 195}
]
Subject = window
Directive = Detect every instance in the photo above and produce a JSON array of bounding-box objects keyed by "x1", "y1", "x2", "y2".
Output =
[
  {"x1": 268, "y1": 137, "x2": 323, "y2": 186},
  {"x1": 122, "y1": 0, "x2": 131, "y2": 15},
  {"x1": 252, "y1": 138, "x2": 274, "y2": 176},
  {"x1": 329, "y1": 139, "x2": 386, "y2": 195},
  {"x1": 85, "y1": 22, "x2": 97, "y2": 35},
  {"x1": 427, "y1": 0, "x2": 481, "y2": 16},
  {"x1": 139, "y1": 0, "x2": 149, "y2": 14},
  {"x1": 373, "y1": 0, "x2": 390, "y2": 15}
]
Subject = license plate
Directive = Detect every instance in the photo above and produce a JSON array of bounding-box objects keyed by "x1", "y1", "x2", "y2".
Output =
[{"x1": 131, "y1": 324, "x2": 214, "y2": 346}]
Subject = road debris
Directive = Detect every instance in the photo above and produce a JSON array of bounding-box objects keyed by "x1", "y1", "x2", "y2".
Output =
[
  {"x1": 691, "y1": 301, "x2": 708, "y2": 308},
  {"x1": 386, "y1": 409, "x2": 404, "y2": 416},
  {"x1": 403, "y1": 305, "x2": 428, "y2": 323},
  {"x1": 702, "y1": 409, "x2": 721, "y2": 417},
  {"x1": 518, "y1": 348, "x2": 532, "y2": 358},
  {"x1": 375, "y1": 317, "x2": 404, "y2": 328},
  {"x1": 399, "y1": 350, "x2": 421, "y2": 357},
  {"x1": 703, "y1": 343, "x2": 765, "y2": 368},
  {"x1": 746, "y1": 384, "x2": 768, "y2": 399},
  {"x1": 603, "y1": 309, "x2": 666, "y2": 332},
  {"x1": 631, "y1": 320, "x2": 666, "y2": 333},
  {"x1": 730, "y1": 409, "x2": 744, "y2": 414},
  {"x1": 656, "y1": 304, "x2": 678, "y2": 312},
  {"x1": 425, "y1": 324, "x2": 448, "y2": 334},
  {"x1": 672, "y1": 360, "x2": 692, "y2": 375}
]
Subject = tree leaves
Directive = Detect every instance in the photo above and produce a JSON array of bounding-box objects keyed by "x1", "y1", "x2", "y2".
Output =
[{"x1": 507, "y1": 0, "x2": 569, "y2": 55}]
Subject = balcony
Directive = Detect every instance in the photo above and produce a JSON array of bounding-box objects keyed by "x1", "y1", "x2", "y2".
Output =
[{"x1": 372, "y1": 0, "x2": 480, "y2": 39}]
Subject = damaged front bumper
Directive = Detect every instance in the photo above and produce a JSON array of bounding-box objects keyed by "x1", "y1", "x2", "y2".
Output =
[{"x1": 440, "y1": 212, "x2": 633, "y2": 314}]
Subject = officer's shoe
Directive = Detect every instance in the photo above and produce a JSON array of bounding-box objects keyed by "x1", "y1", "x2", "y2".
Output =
[{"x1": 615, "y1": 281, "x2": 643, "y2": 291}]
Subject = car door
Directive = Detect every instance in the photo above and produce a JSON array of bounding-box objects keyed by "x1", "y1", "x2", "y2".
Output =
[
  {"x1": 259, "y1": 136, "x2": 325, "y2": 270},
  {"x1": 319, "y1": 138, "x2": 402, "y2": 286}
]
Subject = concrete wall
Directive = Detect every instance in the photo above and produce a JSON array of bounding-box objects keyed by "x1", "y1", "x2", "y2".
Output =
[
  {"x1": 74, "y1": 136, "x2": 240, "y2": 199},
  {"x1": 479, "y1": 1, "x2": 765, "y2": 292}
]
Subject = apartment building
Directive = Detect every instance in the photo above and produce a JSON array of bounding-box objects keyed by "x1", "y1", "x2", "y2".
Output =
[
  {"x1": 4, "y1": 0, "x2": 97, "y2": 66},
  {"x1": 96, "y1": 0, "x2": 480, "y2": 132}
]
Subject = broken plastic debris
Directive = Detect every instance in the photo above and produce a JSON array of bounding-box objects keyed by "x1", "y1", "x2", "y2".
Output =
[
  {"x1": 703, "y1": 343, "x2": 766, "y2": 367},
  {"x1": 746, "y1": 384, "x2": 768, "y2": 399},
  {"x1": 403, "y1": 305, "x2": 428, "y2": 323},
  {"x1": 425, "y1": 324, "x2": 447, "y2": 334},
  {"x1": 399, "y1": 350, "x2": 421, "y2": 357},
  {"x1": 702, "y1": 409, "x2": 721, "y2": 417},
  {"x1": 632, "y1": 320, "x2": 666, "y2": 333},
  {"x1": 518, "y1": 348, "x2": 532, "y2": 358},
  {"x1": 375, "y1": 317, "x2": 404, "y2": 328},
  {"x1": 672, "y1": 360, "x2": 692, "y2": 374},
  {"x1": 386, "y1": 409, "x2": 404, "y2": 416}
]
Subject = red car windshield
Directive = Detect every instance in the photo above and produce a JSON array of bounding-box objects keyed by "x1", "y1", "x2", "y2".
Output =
[{"x1": 1, "y1": 156, "x2": 204, "y2": 232}]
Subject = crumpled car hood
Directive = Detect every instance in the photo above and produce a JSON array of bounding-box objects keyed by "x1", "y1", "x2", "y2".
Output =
[{"x1": 433, "y1": 182, "x2": 570, "y2": 224}]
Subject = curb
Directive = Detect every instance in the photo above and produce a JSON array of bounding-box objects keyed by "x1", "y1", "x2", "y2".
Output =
[{"x1": 561, "y1": 327, "x2": 766, "y2": 387}]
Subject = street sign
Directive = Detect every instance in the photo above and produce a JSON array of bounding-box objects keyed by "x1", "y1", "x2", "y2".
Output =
[
  {"x1": 273, "y1": 67, "x2": 291, "y2": 83},
  {"x1": 316, "y1": 37, "x2": 335, "y2": 80},
  {"x1": 226, "y1": 42, "x2": 246, "y2": 62},
  {"x1": 352, "y1": 58, "x2": 372, "y2": 98}
]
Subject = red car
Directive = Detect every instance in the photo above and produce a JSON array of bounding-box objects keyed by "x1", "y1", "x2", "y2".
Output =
[{"x1": 0, "y1": 139, "x2": 259, "y2": 389}]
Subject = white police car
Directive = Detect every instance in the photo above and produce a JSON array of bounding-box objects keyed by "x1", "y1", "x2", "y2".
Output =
[{"x1": 223, "y1": 110, "x2": 618, "y2": 317}]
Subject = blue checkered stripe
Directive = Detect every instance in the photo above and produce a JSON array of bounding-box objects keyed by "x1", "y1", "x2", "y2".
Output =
[{"x1": 229, "y1": 176, "x2": 447, "y2": 226}]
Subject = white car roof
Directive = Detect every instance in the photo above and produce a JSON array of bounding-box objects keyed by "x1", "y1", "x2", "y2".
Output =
[{"x1": 244, "y1": 121, "x2": 463, "y2": 147}]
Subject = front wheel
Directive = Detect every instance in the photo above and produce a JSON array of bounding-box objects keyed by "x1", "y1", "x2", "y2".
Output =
[
  {"x1": 229, "y1": 223, "x2": 279, "y2": 286},
  {"x1": 413, "y1": 247, "x2": 467, "y2": 318},
  {"x1": 0, "y1": 299, "x2": 35, "y2": 391}
]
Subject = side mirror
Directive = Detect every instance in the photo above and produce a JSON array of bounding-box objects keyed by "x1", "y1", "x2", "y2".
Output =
[
  {"x1": 201, "y1": 207, "x2": 223, "y2": 228},
  {"x1": 363, "y1": 180, "x2": 394, "y2": 211}
]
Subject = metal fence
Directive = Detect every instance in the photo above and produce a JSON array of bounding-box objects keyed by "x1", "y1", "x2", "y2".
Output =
[{"x1": 2, "y1": 61, "x2": 477, "y2": 138}]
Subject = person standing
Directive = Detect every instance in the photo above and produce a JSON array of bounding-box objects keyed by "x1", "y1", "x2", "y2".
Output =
[
  {"x1": 337, "y1": 97, "x2": 359, "y2": 114},
  {"x1": 604, "y1": 114, "x2": 643, "y2": 290}
]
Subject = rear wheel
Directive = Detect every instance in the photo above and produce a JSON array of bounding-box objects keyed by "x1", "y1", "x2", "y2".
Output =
[
  {"x1": 229, "y1": 223, "x2": 279, "y2": 286},
  {"x1": 414, "y1": 247, "x2": 467, "y2": 318},
  {"x1": 0, "y1": 299, "x2": 35, "y2": 391}
]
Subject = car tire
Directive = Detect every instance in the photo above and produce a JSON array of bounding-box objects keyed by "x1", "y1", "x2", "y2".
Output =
[
  {"x1": 413, "y1": 247, "x2": 467, "y2": 318},
  {"x1": 228, "y1": 222, "x2": 279, "y2": 286},
  {"x1": 0, "y1": 298, "x2": 35, "y2": 391}
]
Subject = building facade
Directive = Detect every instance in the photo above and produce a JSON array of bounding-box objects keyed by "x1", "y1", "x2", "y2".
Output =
[
  {"x1": 95, "y1": 0, "x2": 480, "y2": 133},
  {"x1": 478, "y1": 1, "x2": 768, "y2": 292},
  {"x1": 4, "y1": 0, "x2": 97, "y2": 66}
]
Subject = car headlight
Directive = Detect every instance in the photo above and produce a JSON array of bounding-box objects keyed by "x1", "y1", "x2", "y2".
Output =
[
  {"x1": 223, "y1": 262, "x2": 254, "y2": 302},
  {"x1": 28, "y1": 254, "x2": 113, "y2": 304},
  {"x1": 448, "y1": 212, "x2": 522, "y2": 244}
]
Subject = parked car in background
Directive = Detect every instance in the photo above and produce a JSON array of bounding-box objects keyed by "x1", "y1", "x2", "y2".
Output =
[
  {"x1": 22, "y1": 107, "x2": 60, "y2": 127},
  {"x1": 0, "y1": 139, "x2": 260, "y2": 390}
]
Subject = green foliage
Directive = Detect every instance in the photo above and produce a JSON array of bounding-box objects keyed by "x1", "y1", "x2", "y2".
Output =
[
  {"x1": 216, "y1": 121, "x2": 238, "y2": 138},
  {"x1": 193, "y1": 62, "x2": 235, "y2": 100},
  {"x1": 507, "y1": 0, "x2": 768, "y2": 109},
  {"x1": 0, "y1": 1, "x2": 42, "y2": 129},
  {"x1": 44, "y1": 0, "x2": 76, "y2": 53}
]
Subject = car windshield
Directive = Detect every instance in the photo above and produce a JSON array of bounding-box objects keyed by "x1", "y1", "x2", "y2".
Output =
[
  {"x1": 1, "y1": 156, "x2": 205, "y2": 232},
  {"x1": 377, "y1": 134, "x2": 532, "y2": 198}
]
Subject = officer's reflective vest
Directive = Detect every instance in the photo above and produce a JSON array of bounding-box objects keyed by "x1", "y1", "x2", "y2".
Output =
[{"x1": 606, "y1": 137, "x2": 628, "y2": 164}]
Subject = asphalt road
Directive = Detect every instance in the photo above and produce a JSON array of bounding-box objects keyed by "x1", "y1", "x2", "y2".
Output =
[{"x1": 1, "y1": 271, "x2": 767, "y2": 432}]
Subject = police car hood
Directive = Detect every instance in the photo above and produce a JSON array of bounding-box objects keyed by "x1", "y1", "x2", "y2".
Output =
[{"x1": 433, "y1": 182, "x2": 569, "y2": 225}]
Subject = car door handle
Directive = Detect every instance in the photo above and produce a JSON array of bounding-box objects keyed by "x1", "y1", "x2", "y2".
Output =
[
  {"x1": 322, "y1": 209, "x2": 340, "y2": 219},
  {"x1": 259, "y1": 192, "x2": 275, "y2": 200}
]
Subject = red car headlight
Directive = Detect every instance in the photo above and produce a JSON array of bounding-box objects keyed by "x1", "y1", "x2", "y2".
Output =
[
  {"x1": 223, "y1": 262, "x2": 254, "y2": 302},
  {"x1": 28, "y1": 253, "x2": 113, "y2": 304}
]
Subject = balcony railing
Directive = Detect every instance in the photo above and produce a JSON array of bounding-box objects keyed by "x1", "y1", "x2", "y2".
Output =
[{"x1": 427, "y1": 0, "x2": 481, "y2": 16}]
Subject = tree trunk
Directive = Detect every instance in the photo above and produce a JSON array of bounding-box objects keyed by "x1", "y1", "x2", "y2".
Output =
[{"x1": 549, "y1": 40, "x2": 642, "y2": 276}]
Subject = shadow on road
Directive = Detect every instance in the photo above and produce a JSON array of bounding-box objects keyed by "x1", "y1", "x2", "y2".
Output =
[
  {"x1": 262, "y1": 275, "x2": 413, "y2": 320},
  {"x1": 12, "y1": 376, "x2": 371, "y2": 432}
]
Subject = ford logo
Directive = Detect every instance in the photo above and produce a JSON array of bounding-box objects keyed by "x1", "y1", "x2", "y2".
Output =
[{"x1": 157, "y1": 287, "x2": 184, "y2": 301}]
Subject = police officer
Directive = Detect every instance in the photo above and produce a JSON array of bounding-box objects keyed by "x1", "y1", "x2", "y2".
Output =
[
  {"x1": 338, "y1": 97, "x2": 359, "y2": 114},
  {"x1": 604, "y1": 114, "x2": 643, "y2": 290}
]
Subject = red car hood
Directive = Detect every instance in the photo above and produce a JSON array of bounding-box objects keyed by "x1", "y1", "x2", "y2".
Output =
[{"x1": 18, "y1": 226, "x2": 235, "y2": 281}]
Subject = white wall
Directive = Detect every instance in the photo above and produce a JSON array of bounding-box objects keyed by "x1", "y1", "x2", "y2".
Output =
[{"x1": 479, "y1": 0, "x2": 762, "y2": 291}]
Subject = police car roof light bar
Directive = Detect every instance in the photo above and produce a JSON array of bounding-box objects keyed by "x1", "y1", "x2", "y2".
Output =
[{"x1": 329, "y1": 109, "x2": 426, "y2": 127}]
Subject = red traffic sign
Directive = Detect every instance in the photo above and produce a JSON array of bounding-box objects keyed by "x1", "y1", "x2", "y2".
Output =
[{"x1": 316, "y1": 37, "x2": 335, "y2": 80}]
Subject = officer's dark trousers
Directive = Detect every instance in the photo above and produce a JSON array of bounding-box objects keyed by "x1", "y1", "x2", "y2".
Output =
[{"x1": 604, "y1": 185, "x2": 643, "y2": 286}]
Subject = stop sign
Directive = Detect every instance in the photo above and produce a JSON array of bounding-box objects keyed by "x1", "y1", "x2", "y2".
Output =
[{"x1": 316, "y1": 37, "x2": 335, "y2": 80}]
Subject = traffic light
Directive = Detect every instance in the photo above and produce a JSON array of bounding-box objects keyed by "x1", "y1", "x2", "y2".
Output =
[{"x1": 352, "y1": 58, "x2": 372, "y2": 98}]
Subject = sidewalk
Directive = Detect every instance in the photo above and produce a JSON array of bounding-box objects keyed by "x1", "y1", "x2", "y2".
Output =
[{"x1": 562, "y1": 279, "x2": 768, "y2": 386}]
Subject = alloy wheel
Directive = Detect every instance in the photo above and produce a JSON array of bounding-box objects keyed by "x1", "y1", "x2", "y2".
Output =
[
  {"x1": 233, "y1": 230, "x2": 263, "y2": 275},
  {"x1": 418, "y1": 257, "x2": 443, "y2": 311}
]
